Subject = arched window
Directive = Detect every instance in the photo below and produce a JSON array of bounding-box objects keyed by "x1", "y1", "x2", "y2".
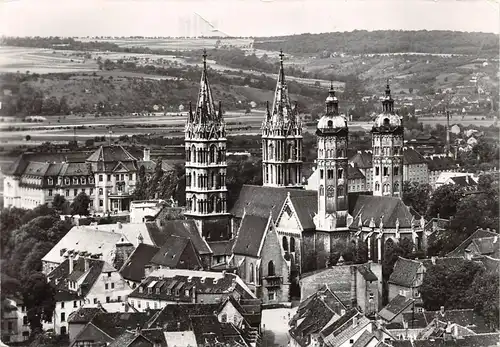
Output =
[
  {"x1": 268, "y1": 144, "x2": 274, "y2": 160},
  {"x1": 394, "y1": 167, "x2": 399, "y2": 176},
  {"x1": 209, "y1": 145, "x2": 216, "y2": 163},
  {"x1": 268, "y1": 261, "x2": 275, "y2": 276},
  {"x1": 191, "y1": 145, "x2": 197, "y2": 163},
  {"x1": 338, "y1": 168, "x2": 344, "y2": 179},
  {"x1": 288, "y1": 144, "x2": 293, "y2": 160},
  {"x1": 282, "y1": 236, "x2": 289, "y2": 252},
  {"x1": 192, "y1": 196, "x2": 197, "y2": 212},
  {"x1": 394, "y1": 182, "x2": 399, "y2": 192},
  {"x1": 221, "y1": 313, "x2": 227, "y2": 323},
  {"x1": 383, "y1": 118, "x2": 390, "y2": 126},
  {"x1": 338, "y1": 186, "x2": 344, "y2": 197},
  {"x1": 290, "y1": 237, "x2": 296, "y2": 252},
  {"x1": 211, "y1": 195, "x2": 216, "y2": 213},
  {"x1": 327, "y1": 120, "x2": 333, "y2": 127},
  {"x1": 249, "y1": 263, "x2": 254, "y2": 283},
  {"x1": 319, "y1": 185, "x2": 324, "y2": 196},
  {"x1": 375, "y1": 182, "x2": 380, "y2": 191}
]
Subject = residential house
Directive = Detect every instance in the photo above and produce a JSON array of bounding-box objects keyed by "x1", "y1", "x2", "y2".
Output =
[
  {"x1": 46, "y1": 254, "x2": 132, "y2": 335},
  {"x1": 447, "y1": 228, "x2": 499, "y2": 260},
  {"x1": 406, "y1": 135, "x2": 443, "y2": 155},
  {"x1": 387, "y1": 257, "x2": 426, "y2": 304},
  {"x1": 402, "y1": 148, "x2": 429, "y2": 185},
  {"x1": 434, "y1": 172, "x2": 477, "y2": 190},
  {"x1": 391, "y1": 332, "x2": 500, "y2": 347},
  {"x1": 378, "y1": 294, "x2": 415, "y2": 327},
  {"x1": 107, "y1": 328, "x2": 168, "y2": 347},
  {"x1": 231, "y1": 211, "x2": 291, "y2": 304},
  {"x1": 425, "y1": 155, "x2": 459, "y2": 188},
  {"x1": 129, "y1": 200, "x2": 167, "y2": 223},
  {"x1": 147, "y1": 235, "x2": 203, "y2": 272},
  {"x1": 127, "y1": 269, "x2": 256, "y2": 311},
  {"x1": 1, "y1": 296, "x2": 30, "y2": 343},
  {"x1": 289, "y1": 286, "x2": 347, "y2": 347},
  {"x1": 120, "y1": 243, "x2": 160, "y2": 289},
  {"x1": 208, "y1": 239, "x2": 235, "y2": 269},
  {"x1": 349, "y1": 151, "x2": 373, "y2": 191},
  {"x1": 299, "y1": 263, "x2": 383, "y2": 316}
]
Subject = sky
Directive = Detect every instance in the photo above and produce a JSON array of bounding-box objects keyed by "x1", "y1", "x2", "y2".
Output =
[{"x1": 0, "y1": 0, "x2": 499, "y2": 37}]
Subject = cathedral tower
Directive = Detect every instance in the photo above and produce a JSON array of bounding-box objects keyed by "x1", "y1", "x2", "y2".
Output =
[
  {"x1": 261, "y1": 50, "x2": 303, "y2": 188},
  {"x1": 371, "y1": 82, "x2": 404, "y2": 197},
  {"x1": 185, "y1": 50, "x2": 229, "y2": 231},
  {"x1": 313, "y1": 85, "x2": 349, "y2": 232}
]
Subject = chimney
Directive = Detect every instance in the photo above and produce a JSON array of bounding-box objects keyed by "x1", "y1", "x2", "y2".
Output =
[
  {"x1": 350, "y1": 266, "x2": 357, "y2": 307},
  {"x1": 69, "y1": 253, "x2": 75, "y2": 274},
  {"x1": 494, "y1": 236, "x2": 498, "y2": 244},
  {"x1": 117, "y1": 222, "x2": 122, "y2": 229},
  {"x1": 440, "y1": 306, "x2": 445, "y2": 316},
  {"x1": 84, "y1": 257, "x2": 90, "y2": 272},
  {"x1": 431, "y1": 256, "x2": 436, "y2": 265},
  {"x1": 143, "y1": 148, "x2": 151, "y2": 161},
  {"x1": 124, "y1": 302, "x2": 129, "y2": 312},
  {"x1": 352, "y1": 316, "x2": 358, "y2": 327}
]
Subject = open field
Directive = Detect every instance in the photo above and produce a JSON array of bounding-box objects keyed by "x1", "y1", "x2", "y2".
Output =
[{"x1": 78, "y1": 37, "x2": 254, "y2": 50}]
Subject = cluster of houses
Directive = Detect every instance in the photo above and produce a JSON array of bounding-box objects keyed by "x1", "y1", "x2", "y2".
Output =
[{"x1": 1, "y1": 50, "x2": 498, "y2": 346}]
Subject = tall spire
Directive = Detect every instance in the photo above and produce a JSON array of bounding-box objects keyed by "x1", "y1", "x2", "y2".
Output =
[
  {"x1": 325, "y1": 81, "x2": 339, "y2": 115},
  {"x1": 195, "y1": 49, "x2": 217, "y2": 124},
  {"x1": 382, "y1": 79, "x2": 394, "y2": 113},
  {"x1": 270, "y1": 49, "x2": 294, "y2": 125}
]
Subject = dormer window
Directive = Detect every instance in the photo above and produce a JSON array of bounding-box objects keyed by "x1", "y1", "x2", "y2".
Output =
[
  {"x1": 139, "y1": 287, "x2": 144, "y2": 293},
  {"x1": 73, "y1": 177, "x2": 78, "y2": 185},
  {"x1": 81, "y1": 177, "x2": 86, "y2": 184},
  {"x1": 48, "y1": 178, "x2": 53, "y2": 185},
  {"x1": 65, "y1": 178, "x2": 70, "y2": 185},
  {"x1": 148, "y1": 288, "x2": 152, "y2": 294},
  {"x1": 89, "y1": 176, "x2": 94, "y2": 184},
  {"x1": 156, "y1": 288, "x2": 160, "y2": 294}
]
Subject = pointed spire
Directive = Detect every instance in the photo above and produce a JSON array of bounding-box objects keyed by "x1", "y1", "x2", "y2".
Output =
[
  {"x1": 382, "y1": 79, "x2": 394, "y2": 114},
  {"x1": 325, "y1": 82, "x2": 339, "y2": 115},
  {"x1": 270, "y1": 49, "x2": 294, "y2": 126},
  {"x1": 218, "y1": 100, "x2": 222, "y2": 119},
  {"x1": 279, "y1": 49, "x2": 285, "y2": 83},
  {"x1": 194, "y1": 49, "x2": 218, "y2": 124}
]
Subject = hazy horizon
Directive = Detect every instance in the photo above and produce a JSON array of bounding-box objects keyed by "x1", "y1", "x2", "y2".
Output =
[{"x1": 1, "y1": 0, "x2": 499, "y2": 38}]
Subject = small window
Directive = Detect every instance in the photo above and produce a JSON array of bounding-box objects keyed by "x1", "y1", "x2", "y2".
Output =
[
  {"x1": 383, "y1": 167, "x2": 388, "y2": 176},
  {"x1": 375, "y1": 167, "x2": 380, "y2": 176},
  {"x1": 99, "y1": 199, "x2": 103, "y2": 207},
  {"x1": 327, "y1": 170, "x2": 334, "y2": 179},
  {"x1": 105, "y1": 284, "x2": 109, "y2": 290},
  {"x1": 111, "y1": 283, "x2": 115, "y2": 289},
  {"x1": 94, "y1": 298, "x2": 98, "y2": 304},
  {"x1": 74, "y1": 189, "x2": 78, "y2": 196},
  {"x1": 23, "y1": 316, "x2": 28, "y2": 326},
  {"x1": 48, "y1": 189, "x2": 53, "y2": 197},
  {"x1": 221, "y1": 313, "x2": 227, "y2": 323},
  {"x1": 320, "y1": 169, "x2": 324, "y2": 179},
  {"x1": 394, "y1": 167, "x2": 399, "y2": 176},
  {"x1": 61, "y1": 312, "x2": 65, "y2": 322},
  {"x1": 99, "y1": 188, "x2": 103, "y2": 195},
  {"x1": 99, "y1": 175, "x2": 103, "y2": 182},
  {"x1": 61, "y1": 302, "x2": 65, "y2": 309},
  {"x1": 81, "y1": 177, "x2": 86, "y2": 184},
  {"x1": 73, "y1": 301, "x2": 77, "y2": 308},
  {"x1": 108, "y1": 272, "x2": 111, "y2": 277},
  {"x1": 117, "y1": 296, "x2": 121, "y2": 301},
  {"x1": 107, "y1": 174, "x2": 111, "y2": 181},
  {"x1": 65, "y1": 190, "x2": 70, "y2": 197},
  {"x1": 106, "y1": 297, "x2": 110, "y2": 303}
]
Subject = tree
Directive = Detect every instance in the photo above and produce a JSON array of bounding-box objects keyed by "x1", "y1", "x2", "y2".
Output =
[
  {"x1": 51, "y1": 194, "x2": 66, "y2": 212},
  {"x1": 132, "y1": 165, "x2": 148, "y2": 201},
  {"x1": 70, "y1": 192, "x2": 90, "y2": 216},
  {"x1": 420, "y1": 259, "x2": 483, "y2": 311},
  {"x1": 402, "y1": 181, "x2": 432, "y2": 216},
  {"x1": 25, "y1": 134, "x2": 31, "y2": 141},
  {"x1": 426, "y1": 184, "x2": 464, "y2": 219},
  {"x1": 22, "y1": 272, "x2": 56, "y2": 333},
  {"x1": 468, "y1": 270, "x2": 499, "y2": 330}
]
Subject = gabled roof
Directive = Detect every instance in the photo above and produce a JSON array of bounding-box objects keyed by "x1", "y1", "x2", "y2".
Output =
[
  {"x1": 357, "y1": 264, "x2": 378, "y2": 281},
  {"x1": 447, "y1": 228, "x2": 499, "y2": 257},
  {"x1": 426, "y1": 156, "x2": 457, "y2": 171},
  {"x1": 68, "y1": 306, "x2": 107, "y2": 324},
  {"x1": 120, "y1": 243, "x2": 160, "y2": 283},
  {"x1": 388, "y1": 257, "x2": 423, "y2": 287},
  {"x1": 59, "y1": 163, "x2": 92, "y2": 176},
  {"x1": 146, "y1": 303, "x2": 219, "y2": 330},
  {"x1": 403, "y1": 309, "x2": 481, "y2": 331},
  {"x1": 470, "y1": 237, "x2": 499, "y2": 258},
  {"x1": 230, "y1": 185, "x2": 316, "y2": 220},
  {"x1": 289, "y1": 195, "x2": 317, "y2": 230},
  {"x1": 190, "y1": 315, "x2": 248, "y2": 347},
  {"x1": 348, "y1": 165, "x2": 366, "y2": 180},
  {"x1": 351, "y1": 330, "x2": 378, "y2": 347},
  {"x1": 403, "y1": 147, "x2": 427, "y2": 165},
  {"x1": 23, "y1": 161, "x2": 51, "y2": 176},
  {"x1": 146, "y1": 220, "x2": 211, "y2": 254},
  {"x1": 349, "y1": 151, "x2": 373, "y2": 169},
  {"x1": 378, "y1": 295, "x2": 415, "y2": 322},
  {"x1": 300, "y1": 266, "x2": 355, "y2": 307},
  {"x1": 320, "y1": 308, "x2": 361, "y2": 338},
  {"x1": 149, "y1": 235, "x2": 201, "y2": 269},
  {"x1": 449, "y1": 175, "x2": 478, "y2": 188},
  {"x1": 89, "y1": 311, "x2": 157, "y2": 339},
  {"x1": 208, "y1": 239, "x2": 235, "y2": 257},
  {"x1": 232, "y1": 214, "x2": 269, "y2": 257},
  {"x1": 86, "y1": 145, "x2": 138, "y2": 162},
  {"x1": 408, "y1": 332, "x2": 500, "y2": 347},
  {"x1": 349, "y1": 195, "x2": 416, "y2": 229}
]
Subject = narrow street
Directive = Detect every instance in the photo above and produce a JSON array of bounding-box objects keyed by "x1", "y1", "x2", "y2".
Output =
[{"x1": 261, "y1": 307, "x2": 298, "y2": 347}]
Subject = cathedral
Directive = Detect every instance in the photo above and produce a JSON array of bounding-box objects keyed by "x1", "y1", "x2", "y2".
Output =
[{"x1": 184, "y1": 50, "x2": 426, "y2": 303}]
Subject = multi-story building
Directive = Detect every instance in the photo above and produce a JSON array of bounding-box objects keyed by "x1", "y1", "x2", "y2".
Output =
[
  {"x1": 402, "y1": 147, "x2": 429, "y2": 185},
  {"x1": 3, "y1": 147, "x2": 160, "y2": 213},
  {"x1": 184, "y1": 50, "x2": 231, "y2": 239},
  {"x1": 262, "y1": 51, "x2": 303, "y2": 188},
  {"x1": 1, "y1": 295, "x2": 30, "y2": 343}
]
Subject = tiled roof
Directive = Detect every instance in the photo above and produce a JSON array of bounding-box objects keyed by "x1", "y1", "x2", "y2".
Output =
[
  {"x1": 300, "y1": 266, "x2": 353, "y2": 307},
  {"x1": 408, "y1": 332, "x2": 500, "y2": 347},
  {"x1": 68, "y1": 307, "x2": 107, "y2": 324},
  {"x1": 23, "y1": 161, "x2": 50, "y2": 176},
  {"x1": 48, "y1": 258, "x2": 106, "y2": 299},
  {"x1": 447, "y1": 229, "x2": 499, "y2": 257},
  {"x1": 289, "y1": 195, "x2": 317, "y2": 230},
  {"x1": 86, "y1": 145, "x2": 137, "y2": 162},
  {"x1": 320, "y1": 308, "x2": 359, "y2": 338},
  {"x1": 470, "y1": 237, "x2": 499, "y2": 257},
  {"x1": 91, "y1": 223, "x2": 155, "y2": 247},
  {"x1": 349, "y1": 195, "x2": 416, "y2": 229},
  {"x1": 232, "y1": 214, "x2": 269, "y2": 257},
  {"x1": 351, "y1": 330, "x2": 377, "y2": 347},
  {"x1": 2, "y1": 154, "x2": 29, "y2": 175},
  {"x1": 146, "y1": 303, "x2": 220, "y2": 330},
  {"x1": 146, "y1": 220, "x2": 211, "y2": 254},
  {"x1": 59, "y1": 163, "x2": 92, "y2": 176},
  {"x1": 120, "y1": 243, "x2": 160, "y2": 283},
  {"x1": 378, "y1": 295, "x2": 415, "y2": 322},
  {"x1": 149, "y1": 235, "x2": 201, "y2": 269},
  {"x1": 403, "y1": 308, "x2": 489, "y2": 334},
  {"x1": 388, "y1": 257, "x2": 423, "y2": 287},
  {"x1": 357, "y1": 264, "x2": 378, "y2": 281},
  {"x1": 426, "y1": 156, "x2": 457, "y2": 171},
  {"x1": 403, "y1": 147, "x2": 427, "y2": 165},
  {"x1": 128, "y1": 269, "x2": 255, "y2": 301},
  {"x1": 139, "y1": 329, "x2": 168, "y2": 347},
  {"x1": 449, "y1": 176, "x2": 478, "y2": 188},
  {"x1": 208, "y1": 239, "x2": 235, "y2": 256},
  {"x1": 190, "y1": 315, "x2": 248, "y2": 346},
  {"x1": 90, "y1": 311, "x2": 157, "y2": 339},
  {"x1": 349, "y1": 151, "x2": 373, "y2": 169},
  {"x1": 230, "y1": 185, "x2": 316, "y2": 219},
  {"x1": 419, "y1": 256, "x2": 465, "y2": 270},
  {"x1": 348, "y1": 165, "x2": 366, "y2": 180},
  {"x1": 479, "y1": 256, "x2": 500, "y2": 273}
]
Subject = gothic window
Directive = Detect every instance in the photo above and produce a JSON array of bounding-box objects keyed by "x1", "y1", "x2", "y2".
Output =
[
  {"x1": 375, "y1": 182, "x2": 380, "y2": 191},
  {"x1": 249, "y1": 263, "x2": 254, "y2": 283},
  {"x1": 320, "y1": 169, "x2": 324, "y2": 179},
  {"x1": 282, "y1": 237, "x2": 289, "y2": 252},
  {"x1": 383, "y1": 167, "x2": 389, "y2": 176},
  {"x1": 327, "y1": 185, "x2": 335, "y2": 197},
  {"x1": 319, "y1": 185, "x2": 324, "y2": 196},
  {"x1": 288, "y1": 144, "x2": 293, "y2": 160},
  {"x1": 268, "y1": 144, "x2": 274, "y2": 160},
  {"x1": 338, "y1": 186, "x2": 344, "y2": 197},
  {"x1": 338, "y1": 168, "x2": 344, "y2": 179},
  {"x1": 383, "y1": 184, "x2": 390, "y2": 194},
  {"x1": 268, "y1": 261, "x2": 275, "y2": 276},
  {"x1": 209, "y1": 145, "x2": 216, "y2": 163},
  {"x1": 375, "y1": 167, "x2": 380, "y2": 176},
  {"x1": 327, "y1": 170, "x2": 334, "y2": 179},
  {"x1": 394, "y1": 182, "x2": 399, "y2": 192},
  {"x1": 191, "y1": 146, "x2": 196, "y2": 163},
  {"x1": 211, "y1": 195, "x2": 216, "y2": 212},
  {"x1": 193, "y1": 196, "x2": 197, "y2": 212},
  {"x1": 394, "y1": 167, "x2": 399, "y2": 176},
  {"x1": 290, "y1": 237, "x2": 296, "y2": 252},
  {"x1": 383, "y1": 118, "x2": 390, "y2": 126}
]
